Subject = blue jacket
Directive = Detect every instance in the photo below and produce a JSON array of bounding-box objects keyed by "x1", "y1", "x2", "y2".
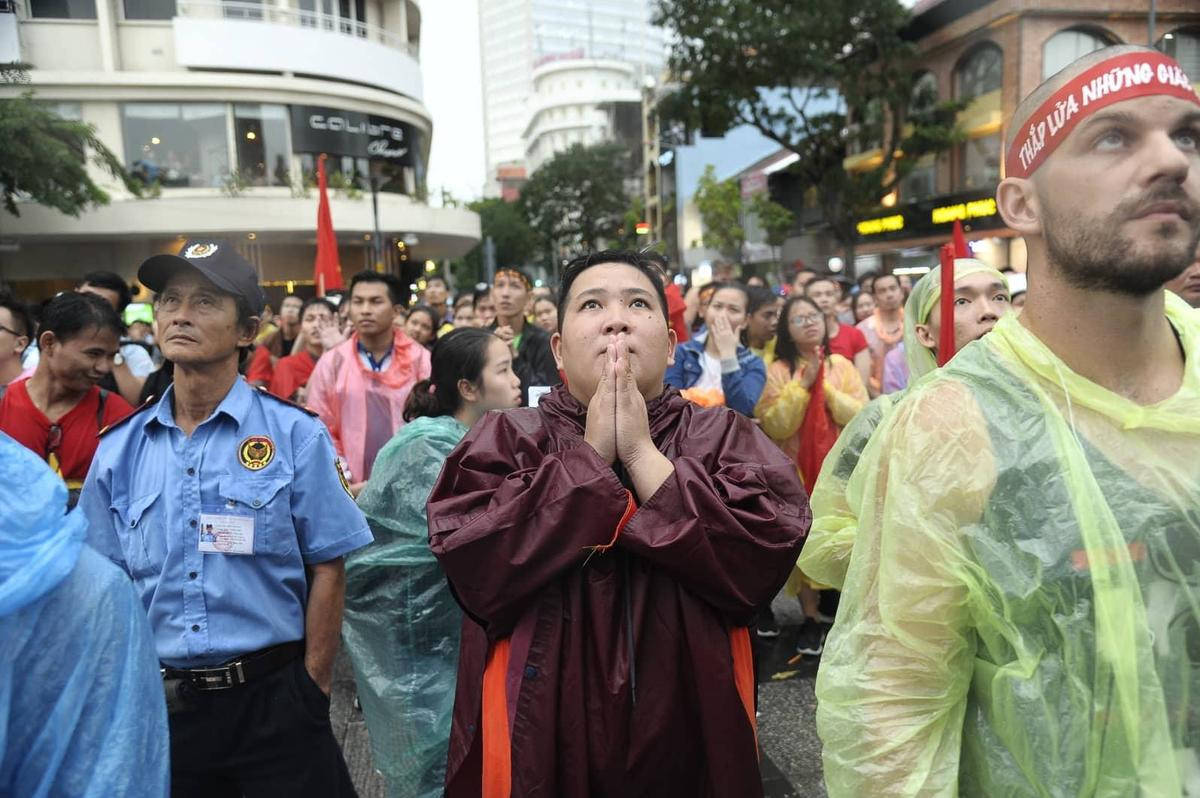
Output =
[{"x1": 664, "y1": 339, "x2": 766, "y2": 416}]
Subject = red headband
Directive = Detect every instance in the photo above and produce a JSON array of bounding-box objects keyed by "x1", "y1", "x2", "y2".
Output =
[{"x1": 1006, "y1": 51, "x2": 1199, "y2": 180}]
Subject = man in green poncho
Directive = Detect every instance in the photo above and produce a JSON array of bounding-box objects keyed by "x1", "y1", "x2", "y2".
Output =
[
  {"x1": 817, "y1": 45, "x2": 1200, "y2": 795},
  {"x1": 797, "y1": 258, "x2": 1011, "y2": 591}
]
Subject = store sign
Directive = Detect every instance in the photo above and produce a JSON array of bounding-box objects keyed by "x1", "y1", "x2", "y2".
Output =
[
  {"x1": 930, "y1": 197, "x2": 998, "y2": 225},
  {"x1": 290, "y1": 105, "x2": 423, "y2": 167},
  {"x1": 856, "y1": 214, "x2": 905, "y2": 236},
  {"x1": 854, "y1": 188, "x2": 1005, "y2": 242}
]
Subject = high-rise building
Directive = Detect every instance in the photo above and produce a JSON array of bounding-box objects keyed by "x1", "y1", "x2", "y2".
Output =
[
  {"x1": 478, "y1": 0, "x2": 662, "y2": 195},
  {"x1": 0, "y1": 0, "x2": 480, "y2": 301}
]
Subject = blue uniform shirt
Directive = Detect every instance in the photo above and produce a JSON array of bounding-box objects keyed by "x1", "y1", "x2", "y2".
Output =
[{"x1": 79, "y1": 377, "x2": 373, "y2": 667}]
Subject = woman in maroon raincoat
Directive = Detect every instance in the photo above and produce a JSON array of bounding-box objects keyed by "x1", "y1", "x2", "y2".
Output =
[{"x1": 427, "y1": 251, "x2": 810, "y2": 798}]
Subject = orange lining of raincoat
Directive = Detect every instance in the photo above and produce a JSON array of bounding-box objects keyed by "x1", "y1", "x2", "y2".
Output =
[{"x1": 729, "y1": 626, "x2": 759, "y2": 753}]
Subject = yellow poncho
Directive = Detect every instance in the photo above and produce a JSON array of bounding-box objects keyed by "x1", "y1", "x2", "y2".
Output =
[{"x1": 817, "y1": 293, "x2": 1200, "y2": 796}]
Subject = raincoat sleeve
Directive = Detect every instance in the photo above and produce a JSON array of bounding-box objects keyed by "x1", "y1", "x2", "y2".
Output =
[
  {"x1": 796, "y1": 395, "x2": 892, "y2": 590},
  {"x1": 1, "y1": 547, "x2": 169, "y2": 797},
  {"x1": 343, "y1": 419, "x2": 463, "y2": 798},
  {"x1": 826, "y1": 355, "x2": 868, "y2": 427},
  {"x1": 618, "y1": 409, "x2": 810, "y2": 619},
  {"x1": 304, "y1": 349, "x2": 344, "y2": 462},
  {"x1": 427, "y1": 411, "x2": 631, "y2": 635},
  {"x1": 755, "y1": 359, "x2": 809, "y2": 441},
  {"x1": 816, "y1": 381, "x2": 996, "y2": 797}
]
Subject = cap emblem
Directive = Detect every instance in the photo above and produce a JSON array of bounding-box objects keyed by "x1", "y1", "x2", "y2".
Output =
[{"x1": 184, "y1": 243, "x2": 219, "y2": 259}]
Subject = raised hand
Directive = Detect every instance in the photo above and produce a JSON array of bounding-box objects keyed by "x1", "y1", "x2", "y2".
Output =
[
  {"x1": 710, "y1": 313, "x2": 741, "y2": 360},
  {"x1": 614, "y1": 334, "x2": 654, "y2": 466},
  {"x1": 316, "y1": 316, "x2": 346, "y2": 352},
  {"x1": 494, "y1": 324, "x2": 517, "y2": 354},
  {"x1": 583, "y1": 339, "x2": 617, "y2": 465}
]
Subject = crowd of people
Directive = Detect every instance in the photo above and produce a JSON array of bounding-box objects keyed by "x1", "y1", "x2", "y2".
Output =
[{"x1": 1, "y1": 43, "x2": 1199, "y2": 798}]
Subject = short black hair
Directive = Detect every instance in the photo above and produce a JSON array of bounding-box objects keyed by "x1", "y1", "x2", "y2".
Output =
[
  {"x1": 472, "y1": 286, "x2": 492, "y2": 308},
  {"x1": 81, "y1": 271, "x2": 133, "y2": 312},
  {"x1": 349, "y1": 270, "x2": 406, "y2": 306},
  {"x1": 453, "y1": 293, "x2": 475, "y2": 310},
  {"x1": 873, "y1": 273, "x2": 902, "y2": 291},
  {"x1": 746, "y1": 284, "x2": 778, "y2": 316},
  {"x1": 0, "y1": 295, "x2": 34, "y2": 339},
  {"x1": 426, "y1": 275, "x2": 449, "y2": 289},
  {"x1": 39, "y1": 292, "x2": 124, "y2": 344},
  {"x1": 407, "y1": 303, "x2": 441, "y2": 328},
  {"x1": 300, "y1": 297, "x2": 337, "y2": 318},
  {"x1": 556, "y1": 250, "x2": 669, "y2": 332}
]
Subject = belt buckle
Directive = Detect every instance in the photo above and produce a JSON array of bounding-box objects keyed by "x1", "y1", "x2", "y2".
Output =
[{"x1": 193, "y1": 660, "x2": 246, "y2": 690}]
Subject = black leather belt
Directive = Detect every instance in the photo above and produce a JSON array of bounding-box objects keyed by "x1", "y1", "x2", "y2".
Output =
[{"x1": 161, "y1": 640, "x2": 304, "y2": 691}]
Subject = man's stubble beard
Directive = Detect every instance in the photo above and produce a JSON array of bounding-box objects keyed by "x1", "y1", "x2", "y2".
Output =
[{"x1": 1041, "y1": 185, "x2": 1200, "y2": 297}]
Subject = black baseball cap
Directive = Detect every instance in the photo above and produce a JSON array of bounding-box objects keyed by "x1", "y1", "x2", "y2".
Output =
[{"x1": 138, "y1": 240, "x2": 266, "y2": 310}]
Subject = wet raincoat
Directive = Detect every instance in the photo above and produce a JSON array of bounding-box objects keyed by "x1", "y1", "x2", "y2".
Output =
[
  {"x1": 427, "y1": 385, "x2": 810, "y2": 797},
  {"x1": 816, "y1": 292, "x2": 1200, "y2": 796},
  {"x1": 798, "y1": 260, "x2": 1006, "y2": 590},
  {"x1": 305, "y1": 330, "x2": 432, "y2": 481},
  {"x1": 0, "y1": 433, "x2": 168, "y2": 797},
  {"x1": 344, "y1": 414, "x2": 467, "y2": 798}
]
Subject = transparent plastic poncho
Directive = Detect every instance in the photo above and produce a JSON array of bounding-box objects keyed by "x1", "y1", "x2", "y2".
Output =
[
  {"x1": 343, "y1": 415, "x2": 468, "y2": 798},
  {"x1": 816, "y1": 294, "x2": 1200, "y2": 796},
  {"x1": 799, "y1": 259, "x2": 1007, "y2": 591}
]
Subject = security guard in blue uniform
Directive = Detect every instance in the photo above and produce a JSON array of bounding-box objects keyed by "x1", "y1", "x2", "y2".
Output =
[{"x1": 79, "y1": 241, "x2": 373, "y2": 797}]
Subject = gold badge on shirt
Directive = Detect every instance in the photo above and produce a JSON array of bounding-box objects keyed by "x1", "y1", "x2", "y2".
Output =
[
  {"x1": 238, "y1": 435, "x2": 275, "y2": 471},
  {"x1": 335, "y1": 459, "x2": 353, "y2": 497}
]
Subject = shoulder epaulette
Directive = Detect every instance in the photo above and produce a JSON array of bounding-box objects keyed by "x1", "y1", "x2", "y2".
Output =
[
  {"x1": 254, "y1": 385, "x2": 319, "y2": 417},
  {"x1": 98, "y1": 395, "x2": 157, "y2": 438}
]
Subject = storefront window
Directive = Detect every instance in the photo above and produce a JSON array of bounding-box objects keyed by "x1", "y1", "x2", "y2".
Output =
[
  {"x1": 961, "y1": 134, "x2": 1000, "y2": 191},
  {"x1": 901, "y1": 156, "x2": 937, "y2": 202},
  {"x1": 1159, "y1": 29, "x2": 1200, "y2": 77},
  {"x1": 29, "y1": 0, "x2": 96, "y2": 18},
  {"x1": 1043, "y1": 29, "x2": 1110, "y2": 80},
  {"x1": 123, "y1": 103, "x2": 230, "y2": 188},
  {"x1": 955, "y1": 44, "x2": 1002, "y2": 99},
  {"x1": 299, "y1": 153, "x2": 370, "y2": 192},
  {"x1": 235, "y1": 104, "x2": 292, "y2": 187},
  {"x1": 123, "y1": 0, "x2": 175, "y2": 19}
]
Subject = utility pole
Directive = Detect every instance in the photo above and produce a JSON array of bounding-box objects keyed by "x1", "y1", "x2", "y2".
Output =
[{"x1": 1148, "y1": 0, "x2": 1157, "y2": 46}]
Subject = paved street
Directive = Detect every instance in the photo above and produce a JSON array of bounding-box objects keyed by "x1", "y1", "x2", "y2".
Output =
[{"x1": 332, "y1": 591, "x2": 828, "y2": 797}]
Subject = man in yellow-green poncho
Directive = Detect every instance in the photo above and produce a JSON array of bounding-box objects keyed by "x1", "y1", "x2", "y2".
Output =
[
  {"x1": 816, "y1": 44, "x2": 1200, "y2": 796},
  {"x1": 796, "y1": 258, "x2": 1011, "y2": 591}
]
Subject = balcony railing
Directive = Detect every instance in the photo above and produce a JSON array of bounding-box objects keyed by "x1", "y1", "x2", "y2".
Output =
[{"x1": 175, "y1": 0, "x2": 417, "y2": 58}]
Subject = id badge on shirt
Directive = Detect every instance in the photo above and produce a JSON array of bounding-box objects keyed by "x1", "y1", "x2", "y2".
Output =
[{"x1": 197, "y1": 512, "x2": 255, "y2": 555}]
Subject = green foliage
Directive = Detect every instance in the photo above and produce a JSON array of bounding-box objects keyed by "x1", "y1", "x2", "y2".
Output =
[
  {"x1": 0, "y1": 65, "x2": 142, "y2": 217},
  {"x1": 518, "y1": 142, "x2": 631, "y2": 259},
  {"x1": 219, "y1": 170, "x2": 249, "y2": 198},
  {"x1": 750, "y1": 191, "x2": 794, "y2": 249},
  {"x1": 611, "y1": 195, "x2": 647, "y2": 251},
  {"x1": 655, "y1": 0, "x2": 968, "y2": 260},
  {"x1": 693, "y1": 165, "x2": 745, "y2": 261},
  {"x1": 461, "y1": 197, "x2": 537, "y2": 280}
]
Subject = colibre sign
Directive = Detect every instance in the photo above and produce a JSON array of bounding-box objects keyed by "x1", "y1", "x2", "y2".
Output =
[{"x1": 290, "y1": 105, "x2": 424, "y2": 168}]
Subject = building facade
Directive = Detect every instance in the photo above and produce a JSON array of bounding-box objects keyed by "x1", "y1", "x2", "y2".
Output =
[
  {"x1": 847, "y1": 0, "x2": 1200, "y2": 276},
  {"x1": 0, "y1": 0, "x2": 480, "y2": 300},
  {"x1": 478, "y1": 0, "x2": 661, "y2": 195}
]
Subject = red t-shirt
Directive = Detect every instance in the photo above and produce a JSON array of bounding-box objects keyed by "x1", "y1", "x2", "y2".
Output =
[
  {"x1": 828, "y1": 323, "x2": 869, "y2": 362},
  {"x1": 246, "y1": 344, "x2": 275, "y2": 385},
  {"x1": 268, "y1": 351, "x2": 317, "y2": 401},
  {"x1": 0, "y1": 378, "x2": 133, "y2": 482}
]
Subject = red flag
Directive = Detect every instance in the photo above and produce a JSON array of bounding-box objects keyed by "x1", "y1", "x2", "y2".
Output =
[
  {"x1": 951, "y1": 219, "x2": 969, "y2": 258},
  {"x1": 314, "y1": 154, "x2": 343, "y2": 297},
  {"x1": 937, "y1": 243, "x2": 956, "y2": 367}
]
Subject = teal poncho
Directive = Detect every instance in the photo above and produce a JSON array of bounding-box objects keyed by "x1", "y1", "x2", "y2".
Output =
[{"x1": 343, "y1": 414, "x2": 469, "y2": 798}]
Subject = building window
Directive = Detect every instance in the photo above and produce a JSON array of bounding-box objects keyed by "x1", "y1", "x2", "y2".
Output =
[
  {"x1": 1043, "y1": 29, "x2": 1112, "y2": 79},
  {"x1": 1159, "y1": 28, "x2": 1200, "y2": 77},
  {"x1": 43, "y1": 102, "x2": 83, "y2": 121},
  {"x1": 955, "y1": 43, "x2": 1003, "y2": 99},
  {"x1": 235, "y1": 104, "x2": 291, "y2": 187},
  {"x1": 960, "y1": 134, "x2": 1000, "y2": 190},
  {"x1": 901, "y1": 156, "x2": 937, "y2": 202},
  {"x1": 123, "y1": 103, "x2": 230, "y2": 188},
  {"x1": 123, "y1": 0, "x2": 175, "y2": 19},
  {"x1": 28, "y1": 0, "x2": 96, "y2": 18}
]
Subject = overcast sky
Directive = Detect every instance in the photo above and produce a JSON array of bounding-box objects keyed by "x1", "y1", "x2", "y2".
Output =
[
  {"x1": 422, "y1": 0, "x2": 488, "y2": 203},
  {"x1": 421, "y1": 0, "x2": 926, "y2": 204}
]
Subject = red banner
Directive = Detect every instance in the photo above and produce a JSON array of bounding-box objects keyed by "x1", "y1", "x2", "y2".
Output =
[{"x1": 313, "y1": 153, "x2": 343, "y2": 296}]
